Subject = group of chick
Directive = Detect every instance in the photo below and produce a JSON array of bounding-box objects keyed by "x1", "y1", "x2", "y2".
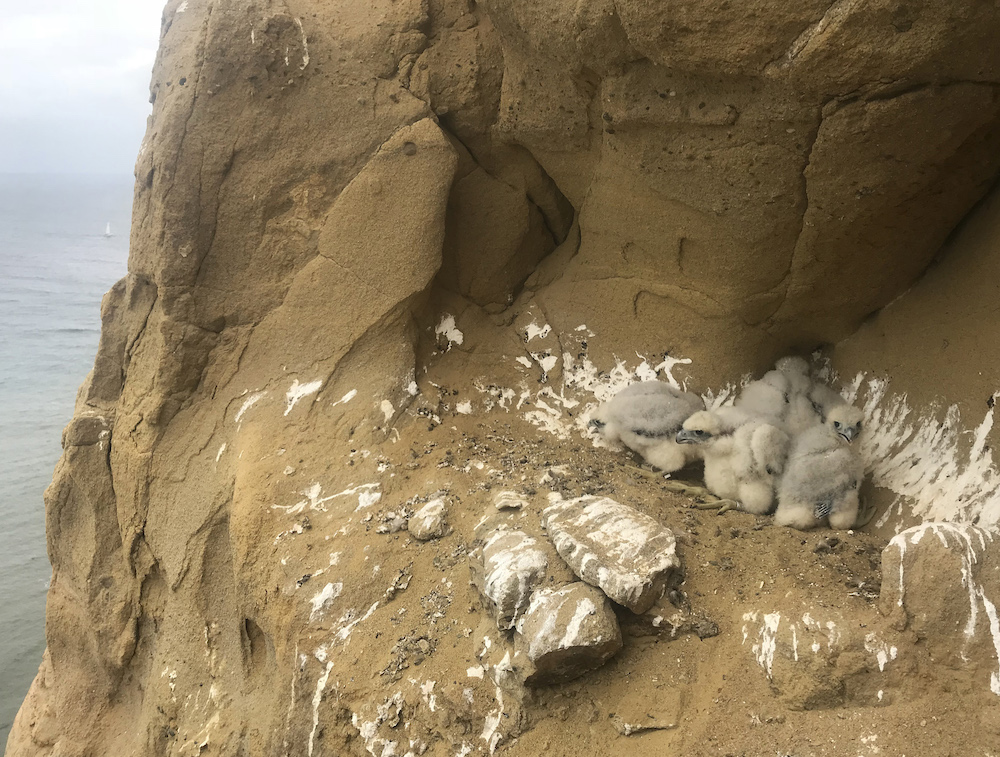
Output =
[{"x1": 590, "y1": 357, "x2": 867, "y2": 530}]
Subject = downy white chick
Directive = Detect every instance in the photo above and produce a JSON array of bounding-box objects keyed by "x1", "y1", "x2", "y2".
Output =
[
  {"x1": 807, "y1": 380, "x2": 848, "y2": 423},
  {"x1": 675, "y1": 407, "x2": 790, "y2": 514},
  {"x1": 736, "y1": 356, "x2": 814, "y2": 434},
  {"x1": 774, "y1": 405, "x2": 865, "y2": 530},
  {"x1": 589, "y1": 381, "x2": 705, "y2": 472}
]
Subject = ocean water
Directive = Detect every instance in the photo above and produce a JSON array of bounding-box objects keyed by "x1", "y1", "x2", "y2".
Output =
[{"x1": 0, "y1": 174, "x2": 131, "y2": 747}]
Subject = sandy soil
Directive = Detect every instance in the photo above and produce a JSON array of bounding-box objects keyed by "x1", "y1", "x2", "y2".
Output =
[{"x1": 310, "y1": 372, "x2": 1000, "y2": 757}]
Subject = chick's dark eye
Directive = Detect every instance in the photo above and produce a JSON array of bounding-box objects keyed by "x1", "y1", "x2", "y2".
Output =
[{"x1": 833, "y1": 421, "x2": 841, "y2": 428}]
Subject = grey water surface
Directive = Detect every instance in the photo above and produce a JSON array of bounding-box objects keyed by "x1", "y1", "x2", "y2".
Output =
[{"x1": 0, "y1": 173, "x2": 131, "y2": 747}]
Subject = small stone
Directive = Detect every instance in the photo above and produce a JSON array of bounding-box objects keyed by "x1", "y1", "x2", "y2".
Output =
[
  {"x1": 515, "y1": 582, "x2": 622, "y2": 685},
  {"x1": 543, "y1": 496, "x2": 680, "y2": 613},
  {"x1": 612, "y1": 716, "x2": 677, "y2": 736},
  {"x1": 408, "y1": 498, "x2": 448, "y2": 540},
  {"x1": 493, "y1": 490, "x2": 527, "y2": 510}
]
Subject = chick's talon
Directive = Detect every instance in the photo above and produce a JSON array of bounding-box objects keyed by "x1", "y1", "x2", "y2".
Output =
[
  {"x1": 626, "y1": 464, "x2": 667, "y2": 480},
  {"x1": 690, "y1": 499, "x2": 739, "y2": 515},
  {"x1": 662, "y1": 480, "x2": 713, "y2": 497}
]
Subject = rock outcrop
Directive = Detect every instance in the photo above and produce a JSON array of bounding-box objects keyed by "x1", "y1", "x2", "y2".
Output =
[
  {"x1": 881, "y1": 522, "x2": 1000, "y2": 689},
  {"x1": 8, "y1": 0, "x2": 1000, "y2": 755}
]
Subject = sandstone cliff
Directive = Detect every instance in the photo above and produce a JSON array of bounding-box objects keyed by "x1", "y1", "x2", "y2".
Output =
[{"x1": 7, "y1": 0, "x2": 1000, "y2": 755}]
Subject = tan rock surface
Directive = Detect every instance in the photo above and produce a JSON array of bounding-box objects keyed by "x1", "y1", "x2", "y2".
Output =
[
  {"x1": 8, "y1": 0, "x2": 1000, "y2": 755},
  {"x1": 881, "y1": 523, "x2": 1000, "y2": 682}
]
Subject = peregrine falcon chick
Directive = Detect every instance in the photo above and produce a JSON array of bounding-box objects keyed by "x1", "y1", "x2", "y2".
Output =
[
  {"x1": 774, "y1": 405, "x2": 865, "y2": 530},
  {"x1": 736, "y1": 356, "x2": 813, "y2": 433},
  {"x1": 807, "y1": 380, "x2": 848, "y2": 423},
  {"x1": 676, "y1": 408, "x2": 789, "y2": 514},
  {"x1": 589, "y1": 381, "x2": 705, "y2": 472}
]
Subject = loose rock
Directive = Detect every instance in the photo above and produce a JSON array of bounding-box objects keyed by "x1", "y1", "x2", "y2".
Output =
[
  {"x1": 542, "y1": 495, "x2": 680, "y2": 613},
  {"x1": 409, "y1": 497, "x2": 448, "y2": 540},
  {"x1": 494, "y1": 490, "x2": 528, "y2": 510},
  {"x1": 473, "y1": 530, "x2": 550, "y2": 631},
  {"x1": 515, "y1": 582, "x2": 622, "y2": 685}
]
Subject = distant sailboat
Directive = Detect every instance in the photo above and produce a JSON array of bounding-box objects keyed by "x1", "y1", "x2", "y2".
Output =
[{"x1": 104, "y1": 222, "x2": 113, "y2": 238}]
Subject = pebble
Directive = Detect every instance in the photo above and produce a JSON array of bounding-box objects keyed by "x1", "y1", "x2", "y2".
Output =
[
  {"x1": 493, "y1": 490, "x2": 527, "y2": 510},
  {"x1": 409, "y1": 498, "x2": 448, "y2": 540}
]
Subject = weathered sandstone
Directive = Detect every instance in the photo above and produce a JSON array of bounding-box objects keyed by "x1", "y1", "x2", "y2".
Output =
[{"x1": 8, "y1": 0, "x2": 1000, "y2": 755}]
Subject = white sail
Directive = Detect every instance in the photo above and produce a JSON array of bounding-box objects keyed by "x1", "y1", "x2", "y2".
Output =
[{"x1": 104, "y1": 222, "x2": 112, "y2": 237}]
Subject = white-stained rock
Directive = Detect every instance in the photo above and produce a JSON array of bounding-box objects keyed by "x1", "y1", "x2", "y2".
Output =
[
  {"x1": 542, "y1": 495, "x2": 680, "y2": 613},
  {"x1": 881, "y1": 522, "x2": 1000, "y2": 691},
  {"x1": 515, "y1": 582, "x2": 622, "y2": 685},
  {"x1": 408, "y1": 497, "x2": 448, "y2": 541},
  {"x1": 737, "y1": 594, "x2": 917, "y2": 711},
  {"x1": 476, "y1": 530, "x2": 550, "y2": 631},
  {"x1": 493, "y1": 490, "x2": 528, "y2": 510}
]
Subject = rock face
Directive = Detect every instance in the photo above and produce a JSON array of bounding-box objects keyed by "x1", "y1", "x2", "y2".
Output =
[
  {"x1": 8, "y1": 0, "x2": 1000, "y2": 755},
  {"x1": 483, "y1": 0, "x2": 1000, "y2": 374},
  {"x1": 543, "y1": 496, "x2": 680, "y2": 613},
  {"x1": 830, "y1": 181, "x2": 1000, "y2": 533}
]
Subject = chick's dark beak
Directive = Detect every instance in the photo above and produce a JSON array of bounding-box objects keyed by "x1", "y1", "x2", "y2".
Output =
[
  {"x1": 838, "y1": 426, "x2": 857, "y2": 443},
  {"x1": 675, "y1": 429, "x2": 700, "y2": 444}
]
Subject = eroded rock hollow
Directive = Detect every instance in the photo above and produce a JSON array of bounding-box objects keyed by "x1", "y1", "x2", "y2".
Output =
[{"x1": 8, "y1": 0, "x2": 1000, "y2": 755}]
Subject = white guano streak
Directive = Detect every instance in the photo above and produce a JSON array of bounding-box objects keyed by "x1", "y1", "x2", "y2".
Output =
[
  {"x1": 294, "y1": 18, "x2": 309, "y2": 69},
  {"x1": 435, "y1": 314, "x2": 464, "y2": 349},
  {"x1": 235, "y1": 391, "x2": 266, "y2": 423},
  {"x1": 844, "y1": 376, "x2": 1000, "y2": 527},
  {"x1": 285, "y1": 379, "x2": 323, "y2": 416},
  {"x1": 331, "y1": 389, "x2": 358, "y2": 407},
  {"x1": 308, "y1": 661, "x2": 333, "y2": 757},
  {"x1": 741, "y1": 611, "x2": 781, "y2": 679}
]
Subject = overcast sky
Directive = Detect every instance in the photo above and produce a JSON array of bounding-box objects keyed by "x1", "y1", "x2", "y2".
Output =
[{"x1": 0, "y1": 0, "x2": 164, "y2": 174}]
